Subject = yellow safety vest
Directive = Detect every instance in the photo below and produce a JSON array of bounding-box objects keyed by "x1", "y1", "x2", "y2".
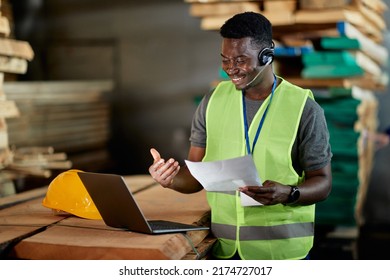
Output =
[{"x1": 204, "y1": 77, "x2": 315, "y2": 260}]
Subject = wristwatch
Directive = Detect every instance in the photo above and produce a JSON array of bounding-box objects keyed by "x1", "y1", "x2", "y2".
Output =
[{"x1": 286, "y1": 186, "x2": 300, "y2": 205}]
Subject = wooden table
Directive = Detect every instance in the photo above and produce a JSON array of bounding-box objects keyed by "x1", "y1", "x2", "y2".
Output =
[{"x1": 0, "y1": 175, "x2": 213, "y2": 260}]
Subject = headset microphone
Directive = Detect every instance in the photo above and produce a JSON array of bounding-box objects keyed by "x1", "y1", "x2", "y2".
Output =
[{"x1": 244, "y1": 58, "x2": 272, "y2": 88}]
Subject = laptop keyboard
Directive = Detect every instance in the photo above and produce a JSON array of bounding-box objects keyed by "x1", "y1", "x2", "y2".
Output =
[{"x1": 149, "y1": 220, "x2": 198, "y2": 230}]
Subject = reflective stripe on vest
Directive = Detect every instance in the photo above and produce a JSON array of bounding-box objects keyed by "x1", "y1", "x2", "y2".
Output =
[
  {"x1": 204, "y1": 77, "x2": 315, "y2": 260},
  {"x1": 212, "y1": 221, "x2": 314, "y2": 240}
]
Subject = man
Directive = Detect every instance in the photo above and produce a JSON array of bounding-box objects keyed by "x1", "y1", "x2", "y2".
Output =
[{"x1": 149, "y1": 12, "x2": 332, "y2": 260}]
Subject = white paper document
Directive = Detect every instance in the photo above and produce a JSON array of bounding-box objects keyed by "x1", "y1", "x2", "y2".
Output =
[{"x1": 185, "y1": 155, "x2": 263, "y2": 206}]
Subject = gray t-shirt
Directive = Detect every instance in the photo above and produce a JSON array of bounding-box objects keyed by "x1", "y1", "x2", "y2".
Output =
[{"x1": 190, "y1": 87, "x2": 332, "y2": 176}]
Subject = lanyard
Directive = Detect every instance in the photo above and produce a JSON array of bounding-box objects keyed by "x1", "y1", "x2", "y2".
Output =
[{"x1": 242, "y1": 75, "x2": 277, "y2": 155}]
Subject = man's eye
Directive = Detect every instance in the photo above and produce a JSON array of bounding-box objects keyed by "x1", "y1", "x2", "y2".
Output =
[{"x1": 236, "y1": 59, "x2": 245, "y2": 64}]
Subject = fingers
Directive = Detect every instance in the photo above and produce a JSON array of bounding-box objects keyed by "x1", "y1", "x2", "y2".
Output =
[
  {"x1": 150, "y1": 148, "x2": 161, "y2": 162},
  {"x1": 238, "y1": 184, "x2": 276, "y2": 205},
  {"x1": 155, "y1": 159, "x2": 178, "y2": 179},
  {"x1": 160, "y1": 163, "x2": 180, "y2": 186},
  {"x1": 239, "y1": 186, "x2": 265, "y2": 193},
  {"x1": 148, "y1": 150, "x2": 180, "y2": 188},
  {"x1": 154, "y1": 162, "x2": 180, "y2": 188}
]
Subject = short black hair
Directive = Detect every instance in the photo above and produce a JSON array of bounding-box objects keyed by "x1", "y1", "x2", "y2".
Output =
[{"x1": 220, "y1": 12, "x2": 273, "y2": 49}]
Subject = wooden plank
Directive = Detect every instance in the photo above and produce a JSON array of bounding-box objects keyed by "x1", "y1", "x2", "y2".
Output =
[
  {"x1": 273, "y1": 22, "x2": 383, "y2": 43},
  {"x1": 9, "y1": 185, "x2": 211, "y2": 260},
  {"x1": 360, "y1": 0, "x2": 388, "y2": 13},
  {"x1": 0, "y1": 132, "x2": 8, "y2": 149},
  {"x1": 352, "y1": 51, "x2": 382, "y2": 77},
  {"x1": 288, "y1": 21, "x2": 387, "y2": 64},
  {"x1": 190, "y1": 2, "x2": 260, "y2": 17},
  {"x1": 9, "y1": 218, "x2": 208, "y2": 260},
  {"x1": 5, "y1": 144, "x2": 75, "y2": 178},
  {"x1": 8, "y1": 121, "x2": 109, "y2": 139},
  {"x1": 185, "y1": 0, "x2": 258, "y2": 2},
  {"x1": 0, "y1": 100, "x2": 19, "y2": 118},
  {"x1": 0, "y1": 175, "x2": 159, "y2": 256},
  {"x1": 3, "y1": 80, "x2": 113, "y2": 95},
  {"x1": 300, "y1": 0, "x2": 350, "y2": 9},
  {"x1": 1, "y1": 146, "x2": 66, "y2": 178},
  {"x1": 264, "y1": 0, "x2": 296, "y2": 12},
  {"x1": 14, "y1": 152, "x2": 67, "y2": 161},
  {"x1": 337, "y1": 21, "x2": 388, "y2": 65},
  {"x1": 296, "y1": 7, "x2": 362, "y2": 23},
  {"x1": 8, "y1": 101, "x2": 110, "y2": 151},
  {"x1": 11, "y1": 146, "x2": 54, "y2": 155},
  {"x1": 181, "y1": 235, "x2": 216, "y2": 260},
  {"x1": 0, "y1": 38, "x2": 34, "y2": 60},
  {"x1": 354, "y1": 0, "x2": 386, "y2": 31},
  {"x1": 313, "y1": 87, "x2": 378, "y2": 226},
  {"x1": 3, "y1": 166, "x2": 52, "y2": 178},
  {"x1": 7, "y1": 134, "x2": 109, "y2": 153},
  {"x1": 3, "y1": 80, "x2": 112, "y2": 153},
  {"x1": 6, "y1": 91, "x2": 107, "y2": 103},
  {"x1": 0, "y1": 56, "x2": 27, "y2": 74},
  {"x1": 8, "y1": 124, "x2": 109, "y2": 143},
  {"x1": 354, "y1": 98, "x2": 378, "y2": 226},
  {"x1": 0, "y1": 197, "x2": 67, "y2": 257},
  {"x1": 201, "y1": 9, "x2": 295, "y2": 30},
  {"x1": 0, "y1": 118, "x2": 9, "y2": 149},
  {"x1": 6, "y1": 104, "x2": 110, "y2": 122},
  {"x1": 9, "y1": 160, "x2": 73, "y2": 170},
  {"x1": 294, "y1": 8, "x2": 381, "y2": 39},
  {"x1": 0, "y1": 186, "x2": 47, "y2": 210},
  {"x1": 7, "y1": 114, "x2": 109, "y2": 132},
  {"x1": 2, "y1": 80, "x2": 112, "y2": 154},
  {"x1": 0, "y1": 16, "x2": 10, "y2": 37},
  {"x1": 284, "y1": 75, "x2": 387, "y2": 91}
]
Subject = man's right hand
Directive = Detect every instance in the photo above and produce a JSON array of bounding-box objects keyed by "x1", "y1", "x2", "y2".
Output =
[{"x1": 148, "y1": 148, "x2": 180, "y2": 188}]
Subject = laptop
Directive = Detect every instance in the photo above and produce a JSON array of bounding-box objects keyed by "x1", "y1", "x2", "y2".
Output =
[{"x1": 78, "y1": 172, "x2": 209, "y2": 234}]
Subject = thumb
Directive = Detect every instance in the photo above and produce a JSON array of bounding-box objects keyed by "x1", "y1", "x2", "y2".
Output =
[{"x1": 150, "y1": 148, "x2": 161, "y2": 162}]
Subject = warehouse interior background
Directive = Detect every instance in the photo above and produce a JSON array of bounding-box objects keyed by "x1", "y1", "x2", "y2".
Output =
[{"x1": 2, "y1": 0, "x2": 390, "y2": 259}]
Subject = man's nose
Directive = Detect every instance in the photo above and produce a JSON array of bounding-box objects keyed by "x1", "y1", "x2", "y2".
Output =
[{"x1": 225, "y1": 62, "x2": 239, "y2": 74}]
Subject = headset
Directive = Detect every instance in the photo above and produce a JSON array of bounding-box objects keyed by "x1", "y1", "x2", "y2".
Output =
[
  {"x1": 245, "y1": 43, "x2": 275, "y2": 88},
  {"x1": 258, "y1": 42, "x2": 275, "y2": 66}
]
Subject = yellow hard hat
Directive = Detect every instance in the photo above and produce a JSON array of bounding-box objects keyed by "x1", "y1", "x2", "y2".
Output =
[{"x1": 42, "y1": 169, "x2": 102, "y2": 220}]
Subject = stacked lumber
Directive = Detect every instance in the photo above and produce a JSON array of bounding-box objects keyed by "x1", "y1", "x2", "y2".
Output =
[
  {"x1": 2, "y1": 146, "x2": 72, "y2": 178},
  {"x1": 3, "y1": 80, "x2": 114, "y2": 171},
  {"x1": 185, "y1": 0, "x2": 388, "y2": 226},
  {"x1": 312, "y1": 87, "x2": 378, "y2": 226},
  {"x1": 0, "y1": 0, "x2": 37, "y2": 196},
  {"x1": 280, "y1": 0, "x2": 386, "y2": 226},
  {"x1": 187, "y1": 0, "x2": 297, "y2": 29},
  {"x1": 187, "y1": 0, "x2": 388, "y2": 89},
  {"x1": 0, "y1": 1, "x2": 115, "y2": 197},
  {"x1": 0, "y1": 1, "x2": 82, "y2": 194}
]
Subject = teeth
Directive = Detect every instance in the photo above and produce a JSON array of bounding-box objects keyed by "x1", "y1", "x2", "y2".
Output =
[{"x1": 232, "y1": 77, "x2": 244, "y2": 82}]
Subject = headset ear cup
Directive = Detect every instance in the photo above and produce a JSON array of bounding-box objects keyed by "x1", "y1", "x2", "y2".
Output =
[{"x1": 258, "y1": 48, "x2": 274, "y2": 66}]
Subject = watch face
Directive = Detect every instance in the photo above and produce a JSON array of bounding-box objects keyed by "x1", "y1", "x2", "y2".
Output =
[{"x1": 289, "y1": 187, "x2": 300, "y2": 203}]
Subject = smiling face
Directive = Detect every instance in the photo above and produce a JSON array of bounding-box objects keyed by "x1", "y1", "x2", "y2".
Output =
[{"x1": 221, "y1": 37, "x2": 262, "y2": 90}]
